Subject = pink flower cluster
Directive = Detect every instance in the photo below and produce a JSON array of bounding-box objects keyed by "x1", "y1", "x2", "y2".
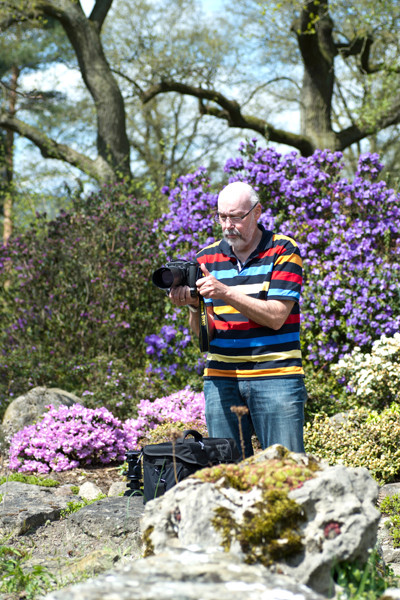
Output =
[
  {"x1": 123, "y1": 387, "x2": 206, "y2": 449},
  {"x1": 9, "y1": 404, "x2": 129, "y2": 473},
  {"x1": 8, "y1": 390, "x2": 206, "y2": 473}
]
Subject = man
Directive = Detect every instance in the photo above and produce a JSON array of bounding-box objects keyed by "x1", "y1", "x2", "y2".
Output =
[{"x1": 170, "y1": 181, "x2": 306, "y2": 457}]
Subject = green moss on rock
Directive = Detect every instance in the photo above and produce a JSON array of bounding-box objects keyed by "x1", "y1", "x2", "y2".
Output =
[
  {"x1": 143, "y1": 525, "x2": 155, "y2": 557},
  {"x1": 194, "y1": 456, "x2": 317, "y2": 492},
  {"x1": 213, "y1": 489, "x2": 305, "y2": 566},
  {"x1": 194, "y1": 453, "x2": 318, "y2": 566}
]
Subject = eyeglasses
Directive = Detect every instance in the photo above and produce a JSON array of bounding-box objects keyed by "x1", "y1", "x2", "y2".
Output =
[{"x1": 214, "y1": 201, "x2": 259, "y2": 224}]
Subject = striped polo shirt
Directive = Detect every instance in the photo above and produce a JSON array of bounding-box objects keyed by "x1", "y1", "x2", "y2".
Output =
[{"x1": 196, "y1": 224, "x2": 304, "y2": 379}]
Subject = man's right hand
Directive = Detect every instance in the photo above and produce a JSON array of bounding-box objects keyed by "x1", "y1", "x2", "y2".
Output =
[{"x1": 169, "y1": 285, "x2": 200, "y2": 309}]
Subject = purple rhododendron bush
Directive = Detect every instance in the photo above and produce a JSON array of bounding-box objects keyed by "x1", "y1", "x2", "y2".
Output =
[
  {"x1": 147, "y1": 143, "x2": 400, "y2": 402},
  {"x1": 1, "y1": 141, "x2": 400, "y2": 441},
  {"x1": 9, "y1": 389, "x2": 206, "y2": 473}
]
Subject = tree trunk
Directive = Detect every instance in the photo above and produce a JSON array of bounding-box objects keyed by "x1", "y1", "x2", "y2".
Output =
[
  {"x1": 2, "y1": 64, "x2": 19, "y2": 245},
  {"x1": 294, "y1": 0, "x2": 338, "y2": 150},
  {"x1": 52, "y1": 1, "x2": 131, "y2": 179}
]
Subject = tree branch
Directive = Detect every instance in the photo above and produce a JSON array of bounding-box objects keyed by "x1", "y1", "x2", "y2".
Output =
[
  {"x1": 336, "y1": 35, "x2": 385, "y2": 74},
  {"x1": 0, "y1": 112, "x2": 115, "y2": 182},
  {"x1": 0, "y1": 0, "x2": 131, "y2": 180},
  {"x1": 337, "y1": 95, "x2": 400, "y2": 148},
  {"x1": 88, "y1": 0, "x2": 113, "y2": 32},
  {"x1": 142, "y1": 80, "x2": 314, "y2": 155}
]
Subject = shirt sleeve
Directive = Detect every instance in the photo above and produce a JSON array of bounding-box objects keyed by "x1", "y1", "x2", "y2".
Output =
[{"x1": 267, "y1": 235, "x2": 303, "y2": 303}]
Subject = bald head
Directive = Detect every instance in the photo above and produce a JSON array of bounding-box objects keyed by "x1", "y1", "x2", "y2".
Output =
[{"x1": 218, "y1": 182, "x2": 259, "y2": 209}]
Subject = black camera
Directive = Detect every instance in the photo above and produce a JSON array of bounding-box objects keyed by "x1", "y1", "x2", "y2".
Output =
[
  {"x1": 152, "y1": 260, "x2": 200, "y2": 298},
  {"x1": 124, "y1": 450, "x2": 143, "y2": 497}
]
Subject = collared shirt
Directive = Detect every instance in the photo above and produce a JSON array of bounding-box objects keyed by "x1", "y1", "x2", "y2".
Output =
[{"x1": 196, "y1": 225, "x2": 304, "y2": 379}]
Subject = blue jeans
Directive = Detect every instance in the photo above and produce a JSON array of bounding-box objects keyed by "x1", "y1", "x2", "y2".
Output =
[{"x1": 203, "y1": 377, "x2": 307, "y2": 458}]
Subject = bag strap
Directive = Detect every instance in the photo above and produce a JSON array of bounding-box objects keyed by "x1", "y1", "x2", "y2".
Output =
[{"x1": 182, "y1": 429, "x2": 203, "y2": 442}]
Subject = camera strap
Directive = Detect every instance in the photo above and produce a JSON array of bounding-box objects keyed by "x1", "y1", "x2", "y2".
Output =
[{"x1": 198, "y1": 295, "x2": 212, "y2": 353}]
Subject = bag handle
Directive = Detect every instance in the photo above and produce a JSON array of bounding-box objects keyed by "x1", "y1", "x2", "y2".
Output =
[{"x1": 182, "y1": 429, "x2": 203, "y2": 442}]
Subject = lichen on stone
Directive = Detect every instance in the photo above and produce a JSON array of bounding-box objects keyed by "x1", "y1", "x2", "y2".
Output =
[{"x1": 194, "y1": 452, "x2": 318, "y2": 567}]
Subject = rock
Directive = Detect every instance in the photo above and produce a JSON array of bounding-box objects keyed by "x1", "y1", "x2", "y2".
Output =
[
  {"x1": 379, "y1": 483, "x2": 400, "y2": 500},
  {"x1": 70, "y1": 496, "x2": 144, "y2": 539},
  {"x1": 2, "y1": 482, "x2": 145, "y2": 579},
  {"x1": 108, "y1": 481, "x2": 127, "y2": 497},
  {"x1": 2, "y1": 387, "x2": 81, "y2": 437},
  {"x1": 42, "y1": 548, "x2": 327, "y2": 600},
  {"x1": 378, "y1": 482, "x2": 400, "y2": 575},
  {"x1": 62, "y1": 548, "x2": 118, "y2": 578},
  {"x1": 141, "y1": 446, "x2": 380, "y2": 597},
  {"x1": 0, "y1": 481, "x2": 77, "y2": 535},
  {"x1": 381, "y1": 589, "x2": 400, "y2": 600},
  {"x1": 79, "y1": 481, "x2": 103, "y2": 501},
  {"x1": 2, "y1": 451, "x2": 398, "y2": 600},
  {"x1": 54, "y1": 484, "x2": 79, "y2": 497}
]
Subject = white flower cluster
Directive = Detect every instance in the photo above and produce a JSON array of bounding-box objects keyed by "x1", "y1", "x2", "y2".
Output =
[{"x1": 331, "y1": 333, "x2": 400, "y2": 401}]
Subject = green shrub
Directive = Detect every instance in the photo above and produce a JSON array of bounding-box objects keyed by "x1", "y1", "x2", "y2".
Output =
[
  {"x1": 0, "y1": 183, "x2": 164, "y2": 419},
  {"x1": 333, "y1": 548, "x2": 396, "y2": 600},
  {"x1": 61, "y1": 495, "x2": 106, "y2": 517},
  {"x1": 0, "y1": 545, "x2": 55, "y2": 599},
  {"x1": 303, "y1": 362, "x2": 357, "y2": 421},
  {"x1": 138, "y1": 420, "x2": 208, "y2": 446},
  {"x1": 304, "y1": 403, "x2": 400, "y2": 484},
  {"x1": 380, "y1": 494, "x2": 400, "y2": 549},
  {"x1": 68, "y1": 356, "x2": 167, "y2": 420}
]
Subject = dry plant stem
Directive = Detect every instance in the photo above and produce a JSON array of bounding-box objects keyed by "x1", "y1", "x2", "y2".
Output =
[
  {"x1": 230, "y1": 406, "x2": 249, "y2": 459},
  {"x1": 167, "y1": 429, "x2": 182, "y2": 485},
  {"x1": 238, "y1": 416, "x2": 245, "y2": 459},
  {"x1": 172, "y1": 439, "x2": 178, "y2": 484}
]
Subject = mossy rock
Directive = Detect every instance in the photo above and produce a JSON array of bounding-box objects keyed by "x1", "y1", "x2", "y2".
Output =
[{"x1": 193, "y1": 449, "x2": 319, "y2": 566}]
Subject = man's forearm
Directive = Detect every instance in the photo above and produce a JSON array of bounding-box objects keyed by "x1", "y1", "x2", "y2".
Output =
[
  {"x1": 188, "y1": 305, "x2": 200, "y2": 336},
  {"x1": 220, "y1": 287, "x2": 294, "y2": 330},
  {"x1": 196, "y1": 265, "x2": 295, "y2": 330}
]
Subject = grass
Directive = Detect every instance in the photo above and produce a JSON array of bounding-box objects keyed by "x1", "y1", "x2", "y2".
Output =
[
  {"x1": 0, "y1": 472, "x2": 60, "y2": 487},
  {"x1": 60, "y1": 494, "x2": 107, "y2": 518},
  {"x1": 333, "y1": 548, "x2": 398, "y2": 599},
  {"x1": 0, "y1": 544, "x2": 56, "y2": 599}
]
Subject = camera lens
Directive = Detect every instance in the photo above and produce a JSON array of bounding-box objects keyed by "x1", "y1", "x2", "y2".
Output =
[
  {"x1": 160, "y1": 270, "x2": 174, "y2": 287},
  {"x1": 152, "y1": 266, "x2": 183, "y2": 289}
]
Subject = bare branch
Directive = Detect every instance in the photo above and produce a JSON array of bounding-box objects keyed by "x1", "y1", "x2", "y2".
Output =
[
  {"x1": 88, "y1": 0, "x2": 113, "y2": 32},
  {"x1": 0, "y1": 112, "x2": 115, "y2": 182},
  {"x1": 142, "y1": 80, "x2": 314, "y2": 154},
  {"x1": 337, "y1": 95, "x2": 400, "y2": 148},
  {"x1": 0, "y1": 79, "x2": 44, "y2": 100}
]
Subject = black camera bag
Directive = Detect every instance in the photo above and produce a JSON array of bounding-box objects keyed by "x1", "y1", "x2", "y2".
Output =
[{"x1": 142, "y1": 429, "x2": 240, "y2": 503}]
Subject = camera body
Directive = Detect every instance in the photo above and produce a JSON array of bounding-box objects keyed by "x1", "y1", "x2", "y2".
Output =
[{"x1": 152, "y1": 260, "x2": 200, "y2": 298}]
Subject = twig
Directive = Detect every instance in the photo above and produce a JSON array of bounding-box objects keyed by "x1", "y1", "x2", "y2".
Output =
[{"x1": 230, "y1": 406, "x2": 249, "y2": 459}]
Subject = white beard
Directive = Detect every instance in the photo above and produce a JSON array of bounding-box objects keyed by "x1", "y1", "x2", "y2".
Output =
[{"x1": 223, "y1": 229, "x2": 246, "y2": 252}]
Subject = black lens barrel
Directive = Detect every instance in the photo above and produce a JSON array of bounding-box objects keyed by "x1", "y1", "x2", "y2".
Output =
[{"x1": 152, "y1": 266, "x2": 184, "y2": 289}]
